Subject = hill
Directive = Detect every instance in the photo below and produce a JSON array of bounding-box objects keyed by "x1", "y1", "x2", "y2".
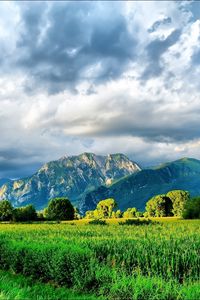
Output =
[{"x1": 80, "y1": 158, "x2": 200, "y2": 213}]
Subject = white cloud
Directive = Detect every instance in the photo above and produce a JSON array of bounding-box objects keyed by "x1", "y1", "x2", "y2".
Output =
[{"x1": 0, "y1": 1, "x2": 200, "y2": 177}]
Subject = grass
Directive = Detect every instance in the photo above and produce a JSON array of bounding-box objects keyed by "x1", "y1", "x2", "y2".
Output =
[
  {"x1": 0, "y1": 270, "x2": 98, "y2": 300},
  {"x1": 0, "y1": 219, "x2": 199, "y2": 299}
]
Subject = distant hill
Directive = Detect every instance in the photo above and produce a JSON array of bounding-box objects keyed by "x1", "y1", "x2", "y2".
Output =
[
  {"x1": 0, "y1": 153, "x2": 140, "y2": 209},
  {"x1": 80, "y1": 158, "x2": 200, "y2": 213}
]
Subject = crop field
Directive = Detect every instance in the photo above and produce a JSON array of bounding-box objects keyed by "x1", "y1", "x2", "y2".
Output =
[{"x1": 0, "y1": 219, "x2": 199, "y2": 299}]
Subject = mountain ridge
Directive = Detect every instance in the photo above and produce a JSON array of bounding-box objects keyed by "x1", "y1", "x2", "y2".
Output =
[
  {"x1": 80, "y1": 157, "x2": 200, "y2": 213},
  {"x1": 0, "y1": 152, "x2": 140, "y2": 209}
]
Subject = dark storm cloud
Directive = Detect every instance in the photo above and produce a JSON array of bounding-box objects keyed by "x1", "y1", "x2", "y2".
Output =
[
  {"x1": 141, "y1": 29, "x2": 181, "y2": 79},
  {"x1": 16, "y1": 1, "x2": 136, "y2": 94},
  {"x1": 0, "y1": 160, "x2": 42, "y2": 179},
  {"x1": 0, "y1": 148, "x2": 43, "y2": 178}
]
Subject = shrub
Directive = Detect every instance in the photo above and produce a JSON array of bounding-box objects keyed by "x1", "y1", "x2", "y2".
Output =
[
  {"x1": 88, "y1": 219, "x2": 107, "y2": 225},
  {"x1": 118, "y1": 218, "x2": 154, "y2": 226}
]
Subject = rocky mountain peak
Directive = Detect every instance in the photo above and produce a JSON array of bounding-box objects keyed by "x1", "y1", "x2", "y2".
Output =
[{"x1": 0, "y1": 152, "x2": 140, "y2": 209}]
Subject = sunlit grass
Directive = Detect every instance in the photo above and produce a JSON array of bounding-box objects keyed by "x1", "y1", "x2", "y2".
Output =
[
  {"x1": 0, "y1": 219, "x2": 199, "y2": 299},
  {"x1": 0, "y1": 270, "x2": 98, "y2": 300}
]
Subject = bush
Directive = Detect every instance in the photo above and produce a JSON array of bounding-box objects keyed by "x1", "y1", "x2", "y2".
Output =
[
  {"x1": 88, "y1": 219, "x2": 107, "y2": 225},
  {"x1": 118, "y1": 219, "x2": 154, "y2": 226}
]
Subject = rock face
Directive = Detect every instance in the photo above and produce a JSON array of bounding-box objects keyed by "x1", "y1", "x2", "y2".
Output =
[
  {"x1": 0, "y1": 153, "x2": 140, "y2": 209},
  {"x1": 80, "y1": 158, "x2": 200, "y2": 213}
]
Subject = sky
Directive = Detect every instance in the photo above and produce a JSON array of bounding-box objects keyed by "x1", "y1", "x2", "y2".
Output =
[{"x1": 1, "y1": 0, "x2": 200, "y2": 178}]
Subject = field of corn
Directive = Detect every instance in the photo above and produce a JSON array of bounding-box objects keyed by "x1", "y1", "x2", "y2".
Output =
[{"x1": 0, "y1": 219, "x2": 199, "y2": 299}]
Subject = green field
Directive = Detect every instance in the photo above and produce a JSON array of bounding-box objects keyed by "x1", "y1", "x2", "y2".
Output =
[{"x1": 0, "y1": 219, "x2": 199, "y2": 299}]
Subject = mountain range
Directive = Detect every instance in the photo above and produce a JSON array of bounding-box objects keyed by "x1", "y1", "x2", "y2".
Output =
[
  {"x1": 0, "y1": 153, "x2": 140, "y2": 210},
  {"x1": 80, "y1": 157, "x2": 200, "y2": 213},
  {"x1": 0, "y1": 154, "x2": 200, "y2": 213}
]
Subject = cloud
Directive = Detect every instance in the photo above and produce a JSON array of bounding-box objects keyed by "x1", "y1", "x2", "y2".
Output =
[
  {"x1": 0, "y1": 1, "x2": 200, "y2": 178},
  {"x1": 12, "y1": 1, "x2": 136, "y2": 94}
]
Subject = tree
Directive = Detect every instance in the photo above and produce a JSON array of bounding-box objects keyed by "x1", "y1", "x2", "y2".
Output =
[
  {"x1": 182, "y1": 197, "x2": 200, "y2": 219},
  {"x1": 0, "y1": 200, "x2": 13, "y2": 221},
  {"x1": 166, "y1": 190, "x2": 190, "y2": 216},
  {"x1": 46, "y1": 198, "x2": 74, "y2": 221},
  {"x1": 135, "y1": 211, "x2": 143, "y2": 218},
  {"x1": 96, "y1": 198, "x2": 117, "y2": 218},
  {"x1": 146, "y1": 195, "x2": 173, "y2": 217},
  {"x1": 111, "y1": 210, "x2": 122, "y2": 218},
  {"x1": 13, "y1": 204, "x2": 37, "y2": 222},
  {"x1": 85, "y1": 210, "x2": 94, "y2": 219},
  {"x1": 115, "y1": 209, "x2": 122, "y2": 218},
  {"x1": 123, "y1": 207, "x2": 137, "y2": 218}
]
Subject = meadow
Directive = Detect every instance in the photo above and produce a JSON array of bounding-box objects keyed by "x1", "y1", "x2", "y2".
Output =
[{"x1": 0, "y1": 219, "x2": 199, "y2": 299}]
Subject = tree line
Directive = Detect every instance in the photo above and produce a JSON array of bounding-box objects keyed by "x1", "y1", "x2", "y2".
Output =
[
  {"x1": 0, "y1": 189, "x2": 199, "y2": 222},
  {"x1": 0, "y1": 198, "x2": 76, "y2": 222},
  {"x1": 85, "y1": 190, "x2": 200, "y2": 220}
]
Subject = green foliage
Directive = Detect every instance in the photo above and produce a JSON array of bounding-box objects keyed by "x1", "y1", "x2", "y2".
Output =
[
  {"x1": 0, "y1": 270, "x2": 97, "y2": 300},
  {"x1": 166, "y1": 190, "x2": 190, "y2": 216},
  {"x1": 96, "y1": 198, "x2": 117, "y2": 218},
  {"x1": 118, "y1": 218, "x2": 154, "y2": 226},
  {"x1": 135, "y1": 211, "x2": 143, "y2": 218},
  {"x1": 146, "y1": 195, "x2": 173, "y2": 217},
  {"x1": 88, "y1": 219, "x2": 107, "y2": 225},
  {"x1": 183, "y1": 197, "x2": 200, "y2": 219},
  {"x1": 13, "y1": 205, "x2": 37, "y2": 222},
  {"x1": 123, "y1": 207, "x2": 137, "y2": 218},
  {"x1": 115, "y1": 209, "x2": 122, "y2": 218},
  {"x1": 45, "y1": 197, "x2": 74, "y2": 220},
  {"x1": 85, "y1": 210, "x2": 94, "y2": 219},
  {"x1": 146, "y1": 190, "x2": 190, "y2": 217},
  {"x1": 0, "y1": 200, "x2": 13, "y2": 221}
]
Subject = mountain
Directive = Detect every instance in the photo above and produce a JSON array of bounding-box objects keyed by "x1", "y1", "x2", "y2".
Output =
[
  {"x1": 0, "y1": 153, "x2": 140, "y2": 209},
  {"x1": 80, "y1": 158, "x2": 200, "y2": 213},
  {"x1": 0, "y1": 178, "x2": 11, "y2": 187}
]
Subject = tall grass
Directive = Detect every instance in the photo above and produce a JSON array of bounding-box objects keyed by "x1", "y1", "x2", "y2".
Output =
[
  {"x1": 0, "y1": 270, "x2": 97, "y2": 300},
  {"x1": 0, "y1": 220, "x2": 199, "y2": 299}
]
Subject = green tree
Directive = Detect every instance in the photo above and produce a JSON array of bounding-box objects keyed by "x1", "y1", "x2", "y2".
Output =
[
  {"x1": 13, "y1": 205, "x2": 37, "y2": 222},
  {"x1": 135, "y1": 211, "x2": 143, "y2": 218},
  {"x1": 46, "y1": 198, "x2": 74, "y2": 221},
  {"x1": 166, "y1": 190, "x2": 190, "y2": 216},
  {"x1": 115, "y1": 209, "x2": 122, "y2": 218},
  {"x1": 111, "y1": 211, "x2": 116, "y2": 218},
  {"x1": 0, "y1": 200, "x2": 13, "y2": 221},
  {"x1": 146, "y1": 195, "x2": 173, "y2": 217},
  {"x1": 182, "y1": 197, "x2": 200, "y2": 219},
  {"x1": 123, "y1": 207, "x2": 137, "y2": 218},
  {"x1": 96, "y1": 198, "x2": 117, "y2": 218},
  {"x1": 85, "y1": 210, "x2": 94, "y2": 219}
]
